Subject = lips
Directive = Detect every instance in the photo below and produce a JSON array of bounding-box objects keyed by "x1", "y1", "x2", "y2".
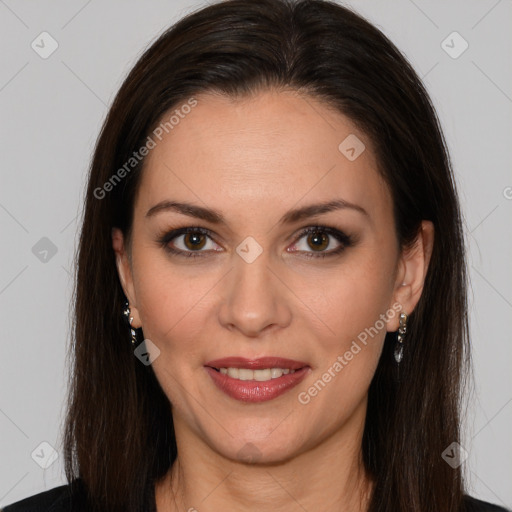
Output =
[{"x1": 204, "y1": 356, "x2": 311, "y2": 403}]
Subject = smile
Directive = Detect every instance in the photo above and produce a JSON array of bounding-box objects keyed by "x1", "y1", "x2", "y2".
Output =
[{"x1": 204, "y1": 357, "x2": 311, "y2": 402}]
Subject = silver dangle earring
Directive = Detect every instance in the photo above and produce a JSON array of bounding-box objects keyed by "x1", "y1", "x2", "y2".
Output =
[
  {"x1": 394, "y1": 311, "x2": 408, "y2": 364},
  {"x1": 122, "y1": 300, "x2": 139, "y2": 345}
]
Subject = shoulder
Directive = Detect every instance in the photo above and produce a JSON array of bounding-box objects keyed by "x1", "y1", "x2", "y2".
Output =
[
  {"x1": 463, "y1": 495, "x2": 511, "y2": 512},
  {"x1": 1, "y1": 479, "x2": 86, "y2": 512}
]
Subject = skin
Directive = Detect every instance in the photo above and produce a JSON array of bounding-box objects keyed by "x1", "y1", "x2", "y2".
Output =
[{"x1": 112, "y1": 89, "x2": 434, "y2": 512}]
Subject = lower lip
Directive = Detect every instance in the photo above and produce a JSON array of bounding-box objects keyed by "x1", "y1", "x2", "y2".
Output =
[{"x1": 204, "y1": 366, "x2": 311, "y2": 403}]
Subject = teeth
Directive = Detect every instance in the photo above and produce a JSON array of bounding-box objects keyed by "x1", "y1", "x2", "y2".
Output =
[
  {"x1": 218, "y1": 367, "x2": 297, "y2": 381},
  {"x1": 270, "y1": 368, "x2": 282, "y2": 378}
]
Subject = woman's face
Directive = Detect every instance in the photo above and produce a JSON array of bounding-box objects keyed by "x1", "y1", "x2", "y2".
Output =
[{"x1": 113, "y1": 89, "x2": 431, "y2": 464}]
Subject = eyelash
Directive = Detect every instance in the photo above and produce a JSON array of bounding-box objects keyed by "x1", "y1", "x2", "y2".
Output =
[{"x1": 157, "y1": 225, "x2": 354, "y2": 259}]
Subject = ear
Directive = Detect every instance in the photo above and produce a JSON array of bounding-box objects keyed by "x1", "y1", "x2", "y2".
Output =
[
  {"x1": 386, "y1": 220, "x2": 434, "y2": 332},
  {"x1": 111, "y1": 227, "x2": 142, "y2": 328}
]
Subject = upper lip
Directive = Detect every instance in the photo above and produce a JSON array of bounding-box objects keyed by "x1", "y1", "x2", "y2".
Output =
[{"x1": 204, "y1": 357, "x2": 309, "y2": 371}]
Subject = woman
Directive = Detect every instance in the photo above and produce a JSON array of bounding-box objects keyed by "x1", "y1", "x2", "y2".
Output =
[{"x1": 3, "y1": 0, "x2": 509, "y2": 511}]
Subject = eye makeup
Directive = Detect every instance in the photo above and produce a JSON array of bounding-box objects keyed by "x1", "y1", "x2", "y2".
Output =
[{"x1": 156, "y1": 224, "x2": 356, "y2": 260}]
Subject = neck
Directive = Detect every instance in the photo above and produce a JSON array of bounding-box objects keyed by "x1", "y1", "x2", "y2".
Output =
[{"x1": 155, "y1": 402, "x2": 373, "y2": 512}]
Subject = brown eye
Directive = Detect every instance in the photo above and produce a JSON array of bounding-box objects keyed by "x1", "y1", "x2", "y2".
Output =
[
  {"x1": 159, "y1": 227, "x2": 223, "y2": 258},
  {"x1": 306, "y1": 230, "x2": 329, "y2": 251},
  {"x1": 183, "y1": 232, "x2": 207, "y2": 251},
  {"x1": 288, "y1": 226, "x2": 353, "y2": 259}
]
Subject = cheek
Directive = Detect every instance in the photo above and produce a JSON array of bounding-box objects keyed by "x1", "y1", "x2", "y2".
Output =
[
  {"x1": 309, "y1": 251, "x2": 395, "y2": 339},
  {"x1": 134, "y1": 262, "x2": 217, "y2": 408},
  {"x1": 301, "y1": 247, "x2": 397, "y2": 386},
  {"x1": 131, "y1": 247, "x2": 221, "y2": 362},
  {"x1": 293, "y1": 265, "x2": 393, "y2": 429}
]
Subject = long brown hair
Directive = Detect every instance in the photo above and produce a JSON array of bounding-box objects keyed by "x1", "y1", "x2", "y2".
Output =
[{"x1": 63, "y1": 1, "x2": 470, "y2": 510}]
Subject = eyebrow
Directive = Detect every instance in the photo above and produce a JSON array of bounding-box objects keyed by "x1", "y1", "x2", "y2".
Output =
[{"x1": 145, "y1": 198, "x2": 369, "y2": 224}]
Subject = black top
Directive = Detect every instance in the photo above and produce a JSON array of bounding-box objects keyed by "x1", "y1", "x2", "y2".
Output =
[
  {"x1": 2, "y1": 479, "x2": 510, "y2": 511},
  {"x1": 1, "y1": 479, "x2": 156, "y2": 512}
]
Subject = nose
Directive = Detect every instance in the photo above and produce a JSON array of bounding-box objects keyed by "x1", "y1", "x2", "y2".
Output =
[{"x1": 218, "y1": 249, "x2": 292, "y2": 338}]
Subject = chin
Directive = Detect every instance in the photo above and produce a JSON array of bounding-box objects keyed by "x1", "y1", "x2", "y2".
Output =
[{"x1": 211, "y1": 431, "x2": 305, "y2": 466}]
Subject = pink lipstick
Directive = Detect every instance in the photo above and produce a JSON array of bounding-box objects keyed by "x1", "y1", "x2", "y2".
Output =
[{"x1": 204, "y1": 357, "x2": 311, "y2": 403}]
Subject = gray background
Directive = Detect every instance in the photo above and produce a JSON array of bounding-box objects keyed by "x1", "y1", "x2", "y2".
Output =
[{"x1": 1, "y1": 0, "x2": 511, "y2": 508}]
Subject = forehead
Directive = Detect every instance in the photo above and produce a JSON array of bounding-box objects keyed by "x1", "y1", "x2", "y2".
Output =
[{"x1": 135, "y1": 89, "x2": 391, "y2": 226}]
